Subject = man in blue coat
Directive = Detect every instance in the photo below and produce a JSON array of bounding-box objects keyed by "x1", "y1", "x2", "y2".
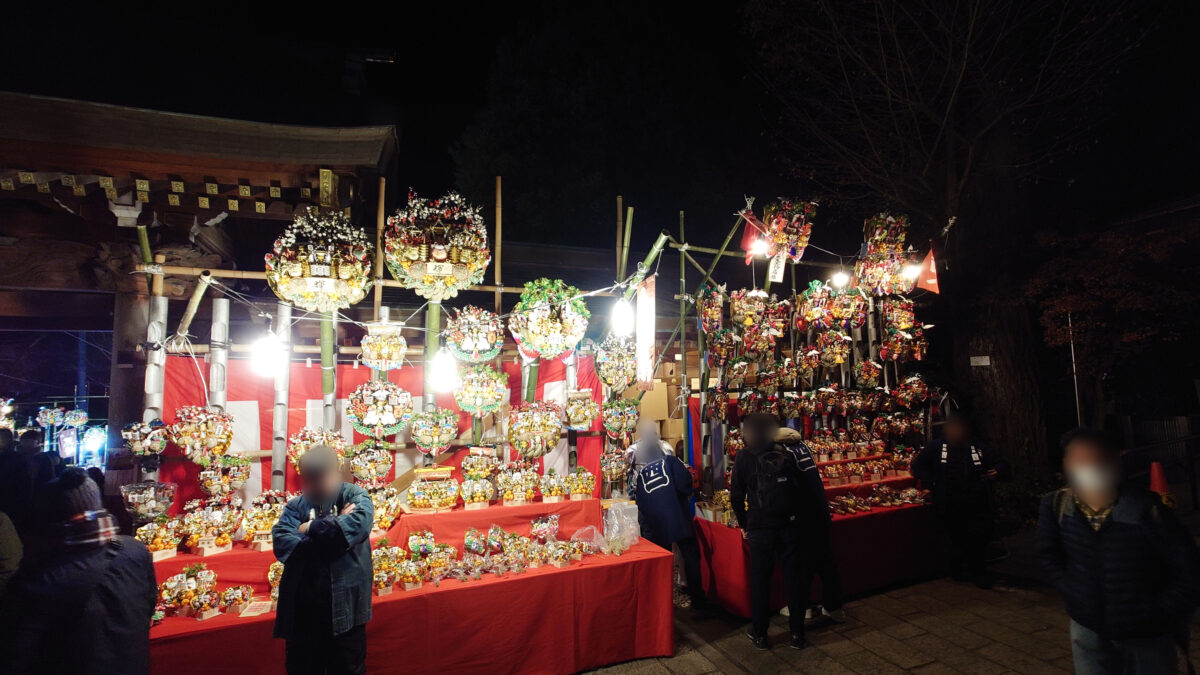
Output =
[
  {"x1": 1038, "y1": 428, "x2": 1200, "y2": 674},
  {"x1": 273, "y1": 445, "x2": 375, "y2": 675}
]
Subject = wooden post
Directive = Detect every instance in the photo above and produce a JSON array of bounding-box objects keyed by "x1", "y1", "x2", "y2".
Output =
[
  {"x1": 494, "y1": 176, "x2": 503, "y2": 315},
  {"x1": 373, "y1": 176, "x2": 386, "y2": 321}
]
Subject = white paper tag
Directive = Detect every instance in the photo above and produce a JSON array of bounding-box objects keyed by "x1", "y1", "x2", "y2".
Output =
[
  {"x1": 767, "y1": 252, "x2": 786, "y2": 283},
  {"x1": 425, "y1": 262, "x2": 453, "y2": 276}
]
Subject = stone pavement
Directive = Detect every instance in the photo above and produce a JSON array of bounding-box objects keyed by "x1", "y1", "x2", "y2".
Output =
[{"x1": 591, "y1": 577, "x2": 1200, "y2": 674}]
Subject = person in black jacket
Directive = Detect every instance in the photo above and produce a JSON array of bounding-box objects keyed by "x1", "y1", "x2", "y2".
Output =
[
  {"x1": 776, "y1": 425, "x2": 844, "y2": 624},
  {"x1": 0, "y1": 466, "x2": 157, "y2": 675},
  {"x1": 1038, "y1": 428, "x2": 1200, "y2": 674},
  {"x1": 912, "y1": 412, "x2": 1009, "y2": 587},
  {"x1": 631, "y1": 437, "x2": 709, "y2": 617},
  {"x1": 730, "y1": 413, "x2": 820, "y2": 651}
]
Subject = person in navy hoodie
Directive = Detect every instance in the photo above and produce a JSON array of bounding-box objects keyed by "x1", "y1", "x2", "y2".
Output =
[
  {"x1": 631, "y1": 433, "x2": 709, "y2": 618},
  {"x1": 1038, "y1": 428, "x2": 1200, "y2": 674}
]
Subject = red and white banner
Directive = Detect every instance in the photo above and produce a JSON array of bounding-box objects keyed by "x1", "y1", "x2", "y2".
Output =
[{"x1": 159, "y1": 354, "x2": 604, "y2": 508}]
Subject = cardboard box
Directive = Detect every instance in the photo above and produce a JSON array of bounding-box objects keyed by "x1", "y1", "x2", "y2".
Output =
[
  {"x1": 639, "y1": 380, "x2": 668, "y2": 421},
  {"x1": 662, "y1": 417, "x2": 685, "y2": 440},
  {"x1": 689, "y1": 376, "x2": 720, "y2": 392}
]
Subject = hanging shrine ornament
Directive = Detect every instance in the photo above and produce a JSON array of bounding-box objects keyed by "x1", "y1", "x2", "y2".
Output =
[
  {"x1": 169, "y1": 406, "x2": 235, "y2": 464},
  {"x1": 360, "y1": 319, "x2": 406, "y2": 372},
  {"x1": 882, "y1": 297, "x2": 916, "y2": 331},
  {"x1": 347, "y1": 380, "x2": 413, "y2": 438},
  {"x1": 508, "y1": 401, "x2": 564, "y2": 458},
  {"x1": 853, "y1": 212, "x2": 919, "y2": 296},
  {"x1": 287, "y1": 427, "x2": 346, "y2": 472},
  {"x1": 508, "y1": 278, "x2": 591, "y2": 360},
  {"x1": 409, "y1": 408, "x2": 458, "y2": 456},
  {"x1": 854, "y1": 360, "x2": 883, "y2": 388},
  {"x1": 384, "y1": 190, "x2": 491, "y2": 301},
  {"x1": 697, "y1": 283, "x2": 725, "y2": 334},
  {"x1": 817, "y1": 330, "x2": 853, "y2": 366},
  {"x1": 63, "y1": 408, "x2": 89, "y2": 429},
  {"x1": 37, "y1": 406, "x2": 65, "y2": 429},
  {"x1": 565, "y1": 392, "x2": 600, "y2": 431},
  {"x1": 601, "y1": 398, "x2": 640, "y2": 444},
  {"x1": 453, "y1": 364, "x2": 508, "y2": 417},
  {"x1": 596, "y1": 335, "x2": 636, "y2": 393},
  {"x1": 762, "y1": 198, "x2": 817, "y2": 261},
  {"x1": 445, "y1": 305, "x2": 504, "y2": 363},
  {"x1": 264, "y1": 206, "x2": 374, "y2": 312}
]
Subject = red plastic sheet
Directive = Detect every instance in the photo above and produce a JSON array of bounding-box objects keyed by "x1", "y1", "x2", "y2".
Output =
[
  {"x1": 694, "y1": 503, "x2": 941, "y2": 617},
  {"x1": 150, "y1": 540, "x2": 673, "y2": 675}
]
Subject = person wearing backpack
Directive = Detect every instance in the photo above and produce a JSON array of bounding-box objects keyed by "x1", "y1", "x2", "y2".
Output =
[
  {"x1": 730, "y1": 413, "x2": 819, "y2": 651},
  {"x1": 0, "y1": 467, "x2": 157, "y2": 674},
  {"x1": 1038, "y1": 428, "x2": 1200, "y2": 674}
]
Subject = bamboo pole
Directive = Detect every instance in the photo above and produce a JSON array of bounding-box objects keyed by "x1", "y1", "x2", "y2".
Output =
[
  {"x1": 621, "y1": 231, "x2": 670, "y2": 301},
  {"x1": 615, "y1": 195, "x2": 624, "y2": 278},
  {"x1": 207, "y1": 297, "x2": 229, "y2": 412},
  {"x1": 320, "y1": 311, "x2": 337, "y2": 429},
  {"x1": 494, "y1": 176, "x2": 503, "y2": 315},
  {"x1": 373, "y1": 176, "x2": 386, "y2": 321},
  {"x1": 619, "y1": 207, "x2": 634, "y2": 280},
  {"x1": 271, "y1": 302, "x2": 292, "y2": 491},
  {"x1": 423, "y1": 302, "x2": 442, "y2": 415},
  {"x1": 678, "y1": 211, "x2": 690, "y2": 468}
]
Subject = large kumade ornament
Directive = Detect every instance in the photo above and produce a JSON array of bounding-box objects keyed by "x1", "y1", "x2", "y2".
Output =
[
  {"x1": 360, "y1": 319, "x2": 406, "y2": 372},
  {"x1": 384, "y1": 190, "x2": 490, "y2": 301},
  {"x1": 64, "y1": 408, "x2": 89, "y2": 428},
  {"x1": 349, "y1": 443, "x2": 394, "y2": 489},
  {"x1": 446, "y1": 305, "x2": 504, "y2": 363},
  {"x1": 741, "y1": 295, "x2": 789, "y2": 358},
  {"x1": 817, "y1": 330, "x2": 852, "y2": 366},
  {"x1": 454, "y1": 365, "x2": 508, "y2": 417},
  {"x1": 697, "y1": 284, "x2": 725, "y2": 334},
  {"x1": 729, "y1": 289, "x2": 767, "y2": 327},
  {"x1": 287, "y1": 427, "x2": 346, "y2": 471},
  {"x1": 854, "y1": 213, "x2": 917, "y2": 296},
  {"x1": 596, "y1": 335, "x2": 636, "y2": 393},
  {"x1": 882, "y1": 297, "x2": 916, "y2": 331},
  {"x1": 409, "y1": 408, "x2": 458, "y2": 456},
  {"x1": 264, "y1": 207, "x2": 373, "y2": 312},
  {"x1": 123, "y1": 419, "x2": 169, "y2": 456},
  {"x1": 347, "y1": 381, "x2": 413, "y2": 438},
  {"x1": 508, "y1": 278, "x2": 590, "y2": 360},
  {"x1": 762, "y1": 198, "x2": 817, "y2": 261},
  {"x1": 169, "y1": 406, "x2": 235, "y2": 464},
  {"x1": 196, "y1": 455, "x2": 251, "y2": 497},
  {"x1": 508, "y1": 401, "x2": 563, "y2": 458},
  {"x1": 36, "y1": 407, "x2": 64, "y2": 429}
]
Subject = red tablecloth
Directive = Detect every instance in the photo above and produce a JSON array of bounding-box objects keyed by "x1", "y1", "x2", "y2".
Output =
[
  {"x1": 151, "y1": 540, "x2": 673, "y2": 675},
  {"x1": 387, "y1": 498, "x2": 604, "y2": 554},
  {"x1": 694, "y1": 503, "x2": 940, "y2": 617}
]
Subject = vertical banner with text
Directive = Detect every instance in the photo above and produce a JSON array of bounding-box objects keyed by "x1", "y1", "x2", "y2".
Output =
[{"x1": 636, "y1": 277, "x2": 656, "y2": 390}]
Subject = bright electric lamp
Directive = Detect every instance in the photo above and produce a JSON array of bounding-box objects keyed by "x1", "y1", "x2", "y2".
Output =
[
  {"x1": 749, "y1": 238, "x2": 769, "y2": 257},
  {"x1": 250, "y1": 332, "x2": 287, "y2": 377},
  {"x1": 83, "y1": 427, "x2": 106, "y2": 452},
  {"x1": 902, "y1": 263, "x2": 922, "y2": 280},
  {"x1": 430, "y1": 348, "x2": 459, "y2": 393},
  {"x1": 611, "y1": 298, "x2": 635, "y2": 337},
  {"x1": 831, "y1": 271, "x2": 850, "y2": 288}
]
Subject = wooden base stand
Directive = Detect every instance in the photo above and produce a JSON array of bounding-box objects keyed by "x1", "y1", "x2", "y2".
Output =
[{"x1": 151, "y1": 549, "x2": 178, "y2": 562}]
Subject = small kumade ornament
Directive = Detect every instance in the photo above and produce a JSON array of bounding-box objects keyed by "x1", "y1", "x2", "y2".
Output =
[
  {"x1": 602, "y1": 398, "x2": 640, "y2": 444},
  {"x1": 287, "y1": 427, "x2": 346, "y2": 471},
  {"x1": 409, "y1": 408, "x2": 458, "y2": 456},
  {"x1": 453, "y1": 365, "x2": 508, "y2": 417},
  {"x1": 696, "y1": 283, "x2": 726, "y2": 334},
  {"x1": 762, "y1": 198, "x2": 817, "y2": 261},
  {"x1": 508, "y1": 402, "x2": 564, "y2": 458},
  {"x1": 818, "y1": 330, "x2": 852, "y2": 366},
  {"x1": 347, "y1": 381, "x2": 413, "y2": 438},
  {"x1": 384, "y1": 190, "x2": 491, "y2": 301},
  {"x1": 445, "y1": 306, "x2": 505, "y2": 363},
  {"x1": 169, "y1": 406, "x2": 235, "y2": 464},
  {"x1": 596, "y1": 335, "x2": 636, "y2": 393},
  {"x1": 565, "y1": 393, "x2": 600, "y2": 431},
  {"x1": 264, "y1": 206, "x2": 373, "y2": 312},
  {"x1": 36, "y1": 406, "x2": 65, "y2": 429},
  {"x1": 360, "y1": 317, "x2": 406, "y2": 372}
]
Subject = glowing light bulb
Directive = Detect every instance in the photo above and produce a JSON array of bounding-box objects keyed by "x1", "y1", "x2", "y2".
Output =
[
  {"x1": 430, "y1": 348, "x2": 459, "y2": 393},
  {"x1": 749, "y1": 238, "x2": 769, "y2": 257},
  {"x1": 831, "y1": 271, "x2": 850, "y2": 288},
  {"x1": 250, "y1": 332, "x2": 287, "y2": 378},
  {"x1": 903, "y1": 263, "x2": 922, "y2": 280},
  {"x1": 611, "y1": 298, "x2": 635, "y2": 337}
]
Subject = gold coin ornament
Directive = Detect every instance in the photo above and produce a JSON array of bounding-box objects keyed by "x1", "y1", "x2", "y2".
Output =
[
  {"x1": 264, "y1": 206, "x2": 373, "y2": 312},
  {"x1": 169, "y1": 406, "x2": 235, "y2": 464},
  {"x1": 453, "y1": 365, "x2": 508, "y2": 417},
  {"x1": 287, "y1": 427, "x2": 347, "y2": 471},
  {"x1": 409, "y1": 408, "x2": 459, "y2": 456},
  {"x1": 508, "y1": 401, "x2": 564, "y2": 458},
  {"x1": 461, "y1": 478, "x2": 496, "y2": 505},
  {"x1": 384, "y1": 190, "x2": 491, "y2": 301},
  {"x1": 268, "y1": 561, "x2": 284, "y2": 601},
  {"x1": 347, "y1": 380, "x2": 413, "y2": 438},
  {"x1": 508, "y1": 278, "x2": 591, "y2": 361},
  {"x1": 446, "y1": 305, "x2": 505, "y2": 363},
  {"x1": 596, "y1": 335, "x2": 637, "y2": 393}
]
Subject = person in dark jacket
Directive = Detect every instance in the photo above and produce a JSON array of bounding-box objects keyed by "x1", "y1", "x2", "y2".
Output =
[
  {"x1": 776, "y1": 425, "x2": 845, "y2": 624},
  {"x1": 274, "y1": 445, "x2": 375, "y2": 675},
  {"x1": 0, "y1": 466, "x2": 157, "y2": 675},
  {"x1": 631, "y1": 434, "x2": 709, "y2": 617},
  {"x1": 730, "y1": 413, "x2": 820, "y2": 651},
  {"x1": 1038, "y1": 428, "x2": 1200, "y2": 674},
  {"x1": 912, "y1": 412, "x2": 1009, "y2": 587}
]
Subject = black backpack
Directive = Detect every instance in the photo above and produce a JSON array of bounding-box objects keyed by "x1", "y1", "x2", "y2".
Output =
[{"x1": 752, "y1": 446, "x2": 804, "y2": 521}]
